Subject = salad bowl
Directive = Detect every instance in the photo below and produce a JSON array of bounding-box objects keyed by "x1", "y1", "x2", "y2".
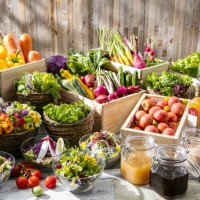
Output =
[
  {"x1": 20, "y1": 135, "x2": 69, "y2": 170},
  {"x1": 79, "y1": 130, "x2": 121, "y2": 168},
  {"x1": 0, "y1": 151, "x2": 15, "y2": 188},
  {"x1": 52, "y1": 147, "x2": 104, "y2": 193}
]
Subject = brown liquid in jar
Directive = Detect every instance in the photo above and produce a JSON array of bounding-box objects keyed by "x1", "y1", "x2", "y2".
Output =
[{"x1": 149, "y1": 165, "x2": 189, "y2": 199}]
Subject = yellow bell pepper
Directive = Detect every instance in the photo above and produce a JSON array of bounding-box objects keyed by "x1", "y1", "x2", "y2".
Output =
[
  {"x1": 0, "y1": 59, "x2": 8, "y2": 70},
  {"x1": 6, "y1": 49, "x2": 25, "y2": 68},
  {"x1": 0, "y1": 46, "x2": 7, "y2": 59}
]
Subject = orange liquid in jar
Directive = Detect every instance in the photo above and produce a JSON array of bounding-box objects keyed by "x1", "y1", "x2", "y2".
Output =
[{"x1": 120, "y1": 151, "x2": 152, "y2": 185}]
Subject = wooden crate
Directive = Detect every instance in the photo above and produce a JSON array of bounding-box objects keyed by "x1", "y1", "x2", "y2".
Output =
[
  {"x1": 109, "y1": 61, "x2": 170, "y2": 85},
  {"x1": 120, "y1": 93, "x2": 188, "y2": 144},
  {"x1": 60, "y1": 88, "x2": 146, "y2": 134},
  {"x1": 0, "y1": 59, "x2": 47, "y2": 101}
]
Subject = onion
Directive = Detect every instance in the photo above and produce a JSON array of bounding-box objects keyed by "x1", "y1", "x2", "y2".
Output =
[
  {"x1": 116, "y1": 86, "x2": 127, "y2": 97},
  {"x1": 108, "y1": 93, "x2": 118, "y2": 101},
  {"x1": 94, "y1": 85, "x2": 108, "y2": 97},
  {"x1": 95, "y1": 95, "x2": 108, "y2": 104}
]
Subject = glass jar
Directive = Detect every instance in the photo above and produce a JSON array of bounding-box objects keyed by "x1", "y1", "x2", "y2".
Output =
[
  {"x1": 149, "y1": 145, "x2": 189, "y2": 199},
  {"x1": 120, "y1": 135, "x2": 155, "y2": 185},
  {"x1": 181, "y1": 128, "x2": 200, "y2": 166}
]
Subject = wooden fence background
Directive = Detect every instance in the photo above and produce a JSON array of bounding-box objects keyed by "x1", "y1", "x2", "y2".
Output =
[{"x1": 0, "y1": 0, "x2": 199, "y2": 62}]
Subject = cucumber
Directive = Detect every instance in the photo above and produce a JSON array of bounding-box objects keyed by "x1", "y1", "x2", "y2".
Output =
[
  {"x1": 62, "y1": 79, "x2": 78, "y2": 94},
  {"x1": 132, "y1": 70, "x2": 138, "y2": 86},
  {"x1": 118, "y1": 66, "x2": 124, "y2": 86},
  {"x1": 71, "y1": 78, "x2": 89, "y2": 98},
  {"x1": 125, "y1": 73, "x2": 132, "y2": 87}
]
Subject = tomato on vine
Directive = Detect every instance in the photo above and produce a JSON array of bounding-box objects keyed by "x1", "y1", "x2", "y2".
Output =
[{"x1": 16, "y1": 176, "x2": 28, "y2": 189}]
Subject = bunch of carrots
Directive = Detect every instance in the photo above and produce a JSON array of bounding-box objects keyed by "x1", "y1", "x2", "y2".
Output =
[{"x1": 97, "y1": 27, "x2": 134, "y2": 66}]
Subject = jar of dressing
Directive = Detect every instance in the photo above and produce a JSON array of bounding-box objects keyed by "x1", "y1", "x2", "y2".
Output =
[
  {"x1": 149, "y1": 145, "x2": 189, "y2": 199},
  {"x1": 120, "y1": 135, "x2": 155, "y2": 185}
]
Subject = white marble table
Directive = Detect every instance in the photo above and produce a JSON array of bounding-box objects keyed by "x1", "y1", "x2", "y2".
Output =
[{"x1": 0, "y1": 164, "x2": 200, "y2": 200}]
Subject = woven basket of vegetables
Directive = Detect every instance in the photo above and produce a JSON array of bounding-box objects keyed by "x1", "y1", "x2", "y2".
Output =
[
  {"x1": 145, "y1": 71, "x2": 195, "y2": 99},
  {"x1": 43, "y1": 101, "x2": 94, "y2": 146},
  {"x1": 15, "y1": 72, "x2": 61, "y2": 114},
  {"x1": 0, "y1": 99, "x2": 42, "y2": 157}
]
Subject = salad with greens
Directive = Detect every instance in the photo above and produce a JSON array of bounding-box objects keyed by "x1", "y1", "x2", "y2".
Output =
[
  {"x1": 80, "y1": 130, "x2": 121, "y2": 168},
  {"x1": 170, "y1": 52, "x2": 200, "y2": 78},
  {"x1": 54, "y1": 147, "x2": 103, "y2": 187},
  {"x1": 22, "y1": 135, "x2": 67, "y2": 167},
  {"x1": 43, "y1": 101, "x2": 90, "y2": 124},
  {"x1": 144, "y1": 71, "x2": 193, "y2": 97}
]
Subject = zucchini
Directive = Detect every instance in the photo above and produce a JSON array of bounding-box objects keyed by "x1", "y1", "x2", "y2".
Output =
[
  {"x1": 118, "y1": 66, "x2": 124, "y2": 86},
  {"x1": 71, "y1": 78, "x2": 89, "y2": 98},
  {"x1": 125, "y1": 73, "x2": 132, "y2": 87},
  {"x1": 132, "y1": 70, "x2": 138, "y2": 86}
]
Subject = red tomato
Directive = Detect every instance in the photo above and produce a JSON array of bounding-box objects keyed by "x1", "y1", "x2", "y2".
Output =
[
  {"x1": 31, "y1": 170, "x2": 42, "y2": 180},
  {"x1": 44, "y1": 176, "x2": 56, "y2": 189},
  {"x1": 28, "y1": 176, "x2": 40, "y2": 188},
  {"x1": 16, "y1": 176, "x2": 28, "y2": 189}
]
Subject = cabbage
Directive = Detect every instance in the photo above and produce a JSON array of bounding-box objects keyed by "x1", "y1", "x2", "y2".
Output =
[{"x1": 47, "y1": 55, "x2": 67, "y2": 74}]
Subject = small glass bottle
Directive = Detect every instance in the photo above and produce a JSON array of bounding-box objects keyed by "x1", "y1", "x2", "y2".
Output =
[
  {"x1": 149, "y1": 145, "x2": 189, "y2": 199},
  {"x1": 120, "y1": 135, "x2": 155, "y2": 185},
  {"x1": 187, "y1": 84, "x2": 200, "y2": 127}
]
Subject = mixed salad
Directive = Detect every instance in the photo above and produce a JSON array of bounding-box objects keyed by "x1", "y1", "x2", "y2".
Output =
[
  {"x1": 54, "y1": 147, "x2": 102, "y2": 186},
  {"x1": 23, "y1": 135, "x2": 67, "y2": 166},
  {"x1": 80, "y1": 130, "x2": 121, "y2": 167},
  {"x1": 0, "y1": 155, "x2": 14, "y2": 183}
]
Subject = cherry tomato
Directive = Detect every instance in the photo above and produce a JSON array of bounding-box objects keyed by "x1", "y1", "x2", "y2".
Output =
[
  {"x1": 16, "y1": 176, "x2": 28, "y2": 189},
  {"x1": 31, "y1": 170, "x2": 42, "y2": 180},
  {"x1": 44, "y1": 176, "x2": 56, "y2": 189},
  {"x1": 28, "y1": 176, "x2": 40, "y2": 188}
]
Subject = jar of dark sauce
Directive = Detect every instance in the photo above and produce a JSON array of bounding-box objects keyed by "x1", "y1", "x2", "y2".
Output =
[{"x1": 149, "y1": 145, "x2": 189, "y2": 199}]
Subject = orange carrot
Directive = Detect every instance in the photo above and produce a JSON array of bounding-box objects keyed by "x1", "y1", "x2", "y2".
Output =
[
  {"x1": 3, "y1": 34, "x2": 24, "y2": 58},
  {"x1": 20, "y1": 34, "x2": 32, "y2": 63},
  {"x1": 27, "y1": 51, "x2": 41, "y2": 63}
]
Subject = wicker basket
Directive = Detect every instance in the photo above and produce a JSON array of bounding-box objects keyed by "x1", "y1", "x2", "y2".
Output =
[
  {"x1": 147, "y1": 86, "x2": 195, "y2": 99},
  {"x1": 0, "y1": 129, "x2": 37, "y2": 158},
  {"x1": 16, "y1": 92, "x2": 54, "y2": 114},
  {"x1": 43, "y1": 110, "x2": 94, "y2": 146}
]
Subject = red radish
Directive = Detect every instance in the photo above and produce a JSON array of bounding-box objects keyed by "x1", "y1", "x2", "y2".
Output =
[
  {"x1": 84, "y1": 74, "x2": 96, "y2": 88},
  {"x1": 150, "y1": 50, "x2": 155, "y2": 56},
  {"x1": 94, "y1": 85, "x2": 108, "y2": 97},
  {"x1": 108, "y1": 93, "x2": 118, "y2": 101},
  {"x1": 80, "y1": 76, "x2": 86, "y2": 84},
  {"x1": 95, "y1": 95, "x2": 108, "y2": 104},
  {"x1": 127, "y1": 86, "x2": 140, "y2": 94},
  {"x1": 116, "y1": 86, "x2": 127, "y2": 97},
  {"x1": 145, "y1": 46, "x2": 151, "y2": 52},
  {"x1": 133, "y1": 36, "x2": 146, "y2": 69}
]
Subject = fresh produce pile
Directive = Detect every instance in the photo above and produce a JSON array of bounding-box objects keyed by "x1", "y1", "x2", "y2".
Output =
[
  {"x1": 144, "y1": 71, "x2": 193, "y2": 97},
  {"x1": 97, "y1": 27, "x2": 166, "y2": 69},
  {"x1": 54, "y1": 147, "x2": 102, "y2": 184},
  {"x1": 43, "y1": 101, "x2": 90, "y2": 124},
  {"x1": 170, "y1": 52, "x2": 200, "y2": 78},
  {"x1": 15, "y1": 71, "x2": 61, "y2": 99},
  {"x1": 131, "y1": 96, "x2": 187, "y2": 136},
  {"x1": 0, "y1": 98, "x2": 41, "y2": 133},
  {"x1": 0, "y1": 33, "x2": 41, "y2": 71}
]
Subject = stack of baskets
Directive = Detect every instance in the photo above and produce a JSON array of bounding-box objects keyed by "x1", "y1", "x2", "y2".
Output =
[{"x1": 43, "y1": 110, "x2": 94, "y2": 146}]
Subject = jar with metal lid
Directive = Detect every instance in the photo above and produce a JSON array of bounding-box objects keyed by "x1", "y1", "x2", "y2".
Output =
[
  {"x1": 181, "y1": 127, "x2": 200, "y2": 166},
  {"x1": 120, "y1": 135, "x2": 155, "y2": 185},
  {"x1": 149, "y1": 145, "x2": 189, "y2": 199}
]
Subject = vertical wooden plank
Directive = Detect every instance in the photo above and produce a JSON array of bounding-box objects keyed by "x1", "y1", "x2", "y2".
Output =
[
  {"x1": 119, "y1": 0, "x2": 124, "y2": 33},
  {"x1": 144, "y1": 0, "x2": 150, "y2": 42},
  {"x1": 93, "y1": 0, "x2": 99, "y2": 48},
  {"x1": 87, "y1": 0, "x2": 94, "y2": 50},
  {"x1": 24, "y1": 0, "x2": 38, "y2": 50},
  {"x1": 113, "y1": 0, "x2": 120, "y2": 31},
  {"x1": 108, "y1": 0, "x2": 114, "y2": 29},
  {"x1": 18, "y1": 0, "x2": 26, "y2": 33},
  {"x1": 0, "y1": 0, "x2": 4, "y2": 34},
  {"x1": 67, "y1": 0, "x2": 73, "y2": 50},
  {"x1": 83, "y1": 0, "x2": 89, "y2": 51},
  {"x1": 123, "y1": 0, "x2": 129, "y2": 36},
  {"x1": 128, "y1": 0, "x2": 134, "y2": 37},
  {"x1": 77, "y1": 0, "x2": 83, "y2": 51},
  {"x1": 51, "y1": 0, "x2": 58, "y2": 55}
]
